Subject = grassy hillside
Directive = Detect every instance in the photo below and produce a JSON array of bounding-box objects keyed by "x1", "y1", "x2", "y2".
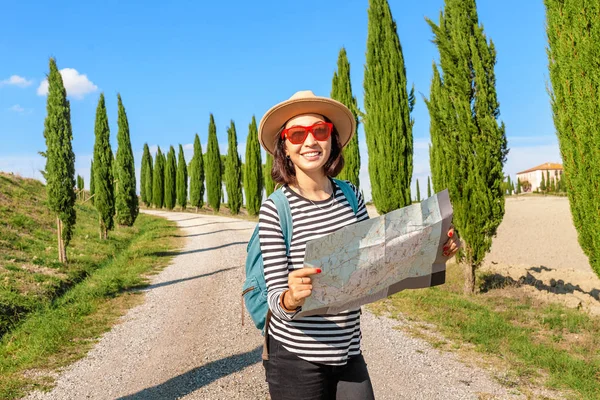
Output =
[{"x1": 0, "y1": 172, "x2": 181, "y2": 398}]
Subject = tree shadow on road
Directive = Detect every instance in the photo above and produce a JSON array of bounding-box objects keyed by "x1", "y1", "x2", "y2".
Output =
[
  {"x1": 176, "y1": 228, "x2": 254, "y2": 238},
  {"x1": 480, "y1": 266, "x2": 600, "y2": 301},
  {"x1": 132, "y1": 267, "x2": 240, "y2": 291},
  {"x1": 182, "y1": 221, "x2": 245, "y2": 229},
  {"x1": 170, "y1": 216, "x2": 203, "y2": 222},
  {"x1": 152, "y1": 242, "x2": 248, "y2": 257},
  {"x1": 117, "y1": 346, "x2": 263, "y2": 400}
]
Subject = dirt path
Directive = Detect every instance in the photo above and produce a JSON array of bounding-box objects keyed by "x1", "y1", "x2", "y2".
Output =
[{"x1": 23, "y1": 210, "x2": 528, "y2": 400}]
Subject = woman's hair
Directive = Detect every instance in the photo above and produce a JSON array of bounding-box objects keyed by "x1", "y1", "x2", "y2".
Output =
[{"x1": 271, "y1": 117, "x2": 345, "y2": 185}]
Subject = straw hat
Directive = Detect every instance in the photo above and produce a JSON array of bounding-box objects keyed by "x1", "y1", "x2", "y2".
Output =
[{"x1": 258, "y1": 90, "x2": 356, "y2": 155}]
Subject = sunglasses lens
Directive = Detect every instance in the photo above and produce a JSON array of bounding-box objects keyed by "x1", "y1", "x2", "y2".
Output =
[
  {"x1": 288, "y1": 128, "x2": 307, "y2": 144},
  {"x1": 312, "y1": 123, "x2": 331, "y2": 140}
]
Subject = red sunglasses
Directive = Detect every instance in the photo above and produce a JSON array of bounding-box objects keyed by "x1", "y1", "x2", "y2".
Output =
[{"x1": 281, "y1": 122, "x2": 333, "y2": 145}]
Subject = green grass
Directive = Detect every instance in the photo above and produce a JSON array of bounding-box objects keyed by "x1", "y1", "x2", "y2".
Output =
[
  {"x1": 369, "y1": 264, "x2": 600, "y2": 399},
  {"x1": 0, "y1": 173, "x2": 181, "y2": 399}
]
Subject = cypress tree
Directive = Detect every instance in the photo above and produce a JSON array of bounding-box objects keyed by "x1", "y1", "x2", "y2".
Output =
[
  {"x1": 546, "y1": 170, "x2": 551, "y2": 192},
  {"x1": 426, "y1": 66, "x2": 450, "y2": 194},
  {"x1": 426, "y1": 0, "x2": 508, "y2": 293},
  {"x1": 506, "y1": 176, "x2": 512, "y2": 195},
  {"x1": 92, "y1": 93, "x2": 115, "y2": 239},
  {"x1": 225, "y1": 121, "x2": 243, "y2": 214},
  {"x1": 206, "y1": 114, "x2": 222, "y2": 211},
  {"x1": 146, "y1": 149, "x2": 154, "y2": 207},
  {"x1": 90, "y1": 160, "x2": 95, "y2": 205},
  {"x1": 164, "y1": 146, "x2": 177, "y2": 210},
  {"x1": 141, "y1": 145, "x2": 148, "y2": 205},
  {"x1": 547, "y1": 0, "x2": 600, "y2": 277},
  {"x1": 176, "y1": 144, "x2": 188, "y2": 210},
  {"x1": 42, "y1": 58, "x2": 76, "y2": 262},
  {"x1": 416, "y1": 179, "x2": 421, "y2": 202},
  {"x1": 114, "y1": 94, "x2": 138, "y2": 226},
  {"x1": 264, "y1": 153, "x2": 275, "y2": 197},
  {"x1": 331, "y1": 47, "x2": 360, "y2": 187},
  {"x1": 364, "y1": 0, "x2": 415, "y2": 214},
  {"x1": 152, "y1": 147, "x2": 164, "y2": 208},
  {"x1": 517, "y1": 177, "x2": 522, "y2": 194},
  {"x1": 77, "y1": 175, "x2": 83, "y2": 201},
  {"x1": 427, "y1": 176, "x2": 432, "y2": 198},
  {"x1": 244, "y1": 115, "x2": 262, "y2": 215},
  {"x1": 189, "y1": 133, "x2": 205, "y2": 211},
  {"x1": 540, "y1": 172, "x2": 546, "y2": 192},
  {"x1": 141, "y1": 143, "x2": 152, "y2": 207}
]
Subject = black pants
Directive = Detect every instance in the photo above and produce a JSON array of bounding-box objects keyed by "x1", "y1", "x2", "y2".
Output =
[{"x1": 263, "y1": 336, "x2": 375, "y2": 400}]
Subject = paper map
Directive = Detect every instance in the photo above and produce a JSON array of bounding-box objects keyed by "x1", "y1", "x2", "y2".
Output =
[{"x1": 297, "y1": 190, "x2": 453, "y2": 318}]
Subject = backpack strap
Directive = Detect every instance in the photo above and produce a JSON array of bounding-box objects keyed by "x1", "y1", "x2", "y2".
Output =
[
  {"x1": 332, "y1": 178, "x2": 359, "y2": 215},
  {"x1": 270, "y1": 189, "x2": 292, "y2": 254},
  {"x1": 261, "y1": 187, "x2": 292, "y2": 360}
]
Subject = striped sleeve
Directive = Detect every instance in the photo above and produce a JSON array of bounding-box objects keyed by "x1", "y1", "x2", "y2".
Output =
[{"x1": 258, "y1": 199, "x2": 301, "y2": 320}]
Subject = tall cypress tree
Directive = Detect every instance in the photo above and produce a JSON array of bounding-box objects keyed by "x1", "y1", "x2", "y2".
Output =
[
  {"x1": 152, "y1": 147, "x2": 164, "y2": 208},
  {"x1": 244, "y1": 115, "x2": 262, "y2": 215},
  {"x1": 164, "y1": 146, "x2": 177, "y2": 210},
  {"x1": 364, "y1": 0, "x2": 415, "y2": 214},
  {"x1": 176, "y1": 144, "x2": 188, "y2": 210},
  {"x1": 426, "y1": 0, "x2": 508, "y2": 293},
  {"x1": 77, "y1": 175, "x2": 83, "y2": 201},
  {"x1": 225, "y1": 121, "x2": 243, "y2": 214},
  {"x1": 415, "y1": 179, "x2": 421, "y2": 202},
  {"x1": 517, "y1": 177, "x2": 522, "y2": 194},
  {"x1": 426, "y1": 66, "x2": 450, "y2": 194},
  {"x1": 141, "y1": 143, "x2": 153, "y2": 207},
  {"x1": 189, "y1": 133, "x2": 205, "y2": 211},
  {"x1": 89, "y1": 160, "x2": 95, "y2": 205},
  {"x1": 43, "y1": 58, "x2": 76, "y2": 262},
  {"x1": 507, "y1": 175, "x2": 513, "y2": 195},
  {"x1": 540, "y1": 172, "x2": 546, "y2": 192},
  {"x1": 331, "y1": 47, "x2": 360, "y2": 187},
  {"x1": 114, "y1": 94, "x2": 138, "y2": 226},
  {"x1": 547, "y1": 0, "x2": 600, "y2": 277},
  {"x1": 206, "y1": 114, "x2": 222, "y2": 211},
  {"x1": 92, "y1": 93, "x2": 115, "y2": 239},
  {"x1": 427, "y1": 176, "x2": 432, "y2": 198},
  {"x1": 264, "y1": 153, "x2": 275, "y2": 197}
]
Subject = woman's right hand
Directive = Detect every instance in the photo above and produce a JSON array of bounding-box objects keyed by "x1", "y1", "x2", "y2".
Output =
[{"x1": 284, "y1": 267, "x2": 322, "y2": 310}]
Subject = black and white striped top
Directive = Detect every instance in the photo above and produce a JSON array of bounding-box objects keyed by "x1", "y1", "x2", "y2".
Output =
[{"x1": 258, "y1": 179, "x2": 369, "y2": 365}]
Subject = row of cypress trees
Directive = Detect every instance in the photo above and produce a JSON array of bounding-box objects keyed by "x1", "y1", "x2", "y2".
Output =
[
  {"x1": 90, "y1": 93, "x2": 139, "y2": 239},
  {"x1": 363, "y1": 0, "x2": 507, "y2": 292},
  {"x1": 41, "y1": 58, "x2": 139, "y2": 262},
  {"x1": 139, "y1": 116, "x2": 276, "y2": 216},
  {"x1": 137, "y1": 45, "x2": 363, "y2": 217}
]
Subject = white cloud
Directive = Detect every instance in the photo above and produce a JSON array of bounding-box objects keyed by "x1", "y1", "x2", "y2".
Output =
[
  {"x1": 37, "y1": 68, "x2": 98, "y2": 100},
  {"x1": 0, "y1": 75, "x2": 33, "y2": 88},
  {"x1": 8, "y1": 104, "x2": 25, "y2": 113}
]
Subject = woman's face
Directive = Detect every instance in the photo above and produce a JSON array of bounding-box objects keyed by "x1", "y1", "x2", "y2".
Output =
[{"x1": 284, "y1": 113, "x2": 332, "y2": 176}]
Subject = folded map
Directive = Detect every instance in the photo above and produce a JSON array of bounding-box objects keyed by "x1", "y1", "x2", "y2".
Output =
[{"x1": 297, "y1": 190, "x2": 453, "y2": 318}]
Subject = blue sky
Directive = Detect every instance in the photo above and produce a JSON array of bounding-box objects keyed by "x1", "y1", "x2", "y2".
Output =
[{"x1": 0, "y1": 0, "x2": 559, "y2": 201}]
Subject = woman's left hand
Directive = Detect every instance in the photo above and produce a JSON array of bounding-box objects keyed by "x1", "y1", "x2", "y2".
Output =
[{"x1": 442, "y1": 227, "x2": 461, "y2": 258}]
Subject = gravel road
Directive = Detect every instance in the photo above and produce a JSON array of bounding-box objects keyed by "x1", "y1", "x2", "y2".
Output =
[{"x1": 23, "y1": 210, "x2": 526, "y2": 400}]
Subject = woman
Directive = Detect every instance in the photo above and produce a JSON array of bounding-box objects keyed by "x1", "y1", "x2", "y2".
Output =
[{"x1": 257, "y1": 91, "x2": 459, "y2": 399}]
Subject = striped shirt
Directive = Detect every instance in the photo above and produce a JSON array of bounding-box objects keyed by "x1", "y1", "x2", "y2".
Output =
[{"x1": 258, "y1": 179, "x2": 369, "y2": 365}]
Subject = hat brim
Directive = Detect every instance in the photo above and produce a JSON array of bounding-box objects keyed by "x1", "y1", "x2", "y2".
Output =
[{"x1": 258, "y1": 97, "x2": 356, "y2": 155}]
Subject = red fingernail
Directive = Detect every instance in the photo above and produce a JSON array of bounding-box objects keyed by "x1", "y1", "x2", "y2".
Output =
[
  {"x1": 316, "y1": 268, "x2": 322, "y2": 274},
  {"x1": 448, "y1": 231, "x2": 454, "y2": 238},
  {"x1": 443, "y1": 246, "x2": 448, "y2": 251}
]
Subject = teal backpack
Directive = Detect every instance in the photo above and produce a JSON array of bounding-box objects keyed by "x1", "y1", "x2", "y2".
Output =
[{"x1": 242, "y1": 179, "x2": 359, "y2": 334}]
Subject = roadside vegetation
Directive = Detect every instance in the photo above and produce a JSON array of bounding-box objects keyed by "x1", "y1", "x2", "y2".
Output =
[
  {"x1": 370, "y1": 263, "x2": 600, "y2": 400},
  {"x1": 0, "y1": 173, "x2": 181, "y2": 399}
]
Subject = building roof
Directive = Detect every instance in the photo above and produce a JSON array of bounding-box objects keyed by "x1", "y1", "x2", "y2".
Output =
[{"x1": 517, "y1": 162, "x2": 563, "y2": 175}]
